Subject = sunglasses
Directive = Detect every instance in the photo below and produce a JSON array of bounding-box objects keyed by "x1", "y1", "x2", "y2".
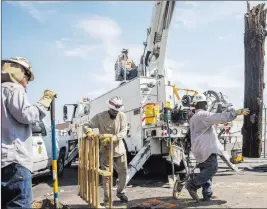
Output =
[{"x1": 23, "y1": 69, "x2": 31, "y2": 82}]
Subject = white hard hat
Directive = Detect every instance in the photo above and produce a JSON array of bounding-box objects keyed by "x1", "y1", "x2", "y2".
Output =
[
  {"x1": 2, "y1": 57, "x2": 34, "y2": 81},
  {"x1": 107, "y1": 96, "x2": 124, "y2": 111},
  {"x1": 192, "y1": 93, "x2": 207, "y2": 104}
]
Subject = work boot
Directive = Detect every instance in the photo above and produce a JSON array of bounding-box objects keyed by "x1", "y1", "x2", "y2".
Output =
[
  {"x1": 116, "y1": 192, "x2": 128, "y2": 202},
  {"x1": 202, "y1": 195, "x2": 217, "y2": 201},
  {"x1": 185, "y1": 183, "x2": 200, "y2": 202},
  {"x1": 102, "y1": 197, "x2": 112, "y2": 207},
  {"x1": 101, "y1": 199, "x2": 108, "y2": 208}
]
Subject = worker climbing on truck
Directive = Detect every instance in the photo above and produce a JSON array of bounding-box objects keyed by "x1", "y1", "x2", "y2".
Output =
[
  {"x1": 1, "y1": 56, "x2": 56, "y2": 209},
  {"x1": 185, "y1": 93, "x2": 250, "y2": 202},
  {"x1": 83, "y1": 96, "x2": 128, "y2": 205},
  {"x1": 115, "y1": 48, "x2": 138, "y2": 81}
]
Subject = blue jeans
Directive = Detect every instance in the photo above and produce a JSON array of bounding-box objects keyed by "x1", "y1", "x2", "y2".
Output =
[
  {"x1": 119, "y1": 67, "x2": 138, "y2": 81},
  {"x1": 1, "y1": 163, "x2": 32, "y2": 208},
  {"x1": 189, "y1": 154, "x2": 218, "y2": 198}
]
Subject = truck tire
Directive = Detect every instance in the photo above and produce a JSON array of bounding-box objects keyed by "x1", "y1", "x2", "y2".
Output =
[{"x1": 57, "y1": 149, "x2": 65, "y2": 178}]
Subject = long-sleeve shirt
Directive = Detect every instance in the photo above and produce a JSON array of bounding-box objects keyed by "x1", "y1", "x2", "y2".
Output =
[
  {"x1": 83, "y1": 110, "x2": 127, "y2": 157},
  {"x1": 189, "y1": 109, "x2": 237, "y2": 163},
  {"x1": 1, "y1": 82, "x2": 47, "y2": 172}
]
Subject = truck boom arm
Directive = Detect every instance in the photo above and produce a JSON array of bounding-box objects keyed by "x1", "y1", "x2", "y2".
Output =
[{"x1": 141, "y1": 1, "x2": 176, "y2": 78}]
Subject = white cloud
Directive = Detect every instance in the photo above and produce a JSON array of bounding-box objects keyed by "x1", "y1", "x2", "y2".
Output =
[
  {"x1": 7, "y1": 1, "x2": 57, "y2": 23},
  {"x1": 18, "y1": 2, "x2": 45, "y2": 22},
  {"x1": 174, "y1": 71, "x2": 241, "y2": 90},
  {"x1": 64, "y1": 45, "x2": 103, "y2": 58},
  {"x1": 79, "y1": 16, "x2": 122, "y2": 40},
  {"x1": 166, "y1": 58, "x2": 243, "y2": 94},
  {"x1": 55, "y1": 38, "x2": 103, "y2": 58}
]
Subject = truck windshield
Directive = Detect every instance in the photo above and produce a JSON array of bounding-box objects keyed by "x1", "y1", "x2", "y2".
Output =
[{"x1": 74, "y1": 102, "x2": 90, "y2": 119}]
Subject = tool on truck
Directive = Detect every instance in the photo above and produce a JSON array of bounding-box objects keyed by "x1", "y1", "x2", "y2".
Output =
[{"x1": 62, "y1": 0, "x2": 238, "y2": 188}]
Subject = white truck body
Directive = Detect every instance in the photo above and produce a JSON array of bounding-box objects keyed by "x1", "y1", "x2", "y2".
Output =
[
  {"x1": 71, "y1": 76, "x2": 188, "y2": 152},
  {"x1": 31, "y1": 114, "x2": 78, "y2": 177}
]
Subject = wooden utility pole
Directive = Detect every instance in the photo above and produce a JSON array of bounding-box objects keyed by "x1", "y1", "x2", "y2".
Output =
[{"x1": 243, "y1": 2, "x2": 267, "y2": 158}]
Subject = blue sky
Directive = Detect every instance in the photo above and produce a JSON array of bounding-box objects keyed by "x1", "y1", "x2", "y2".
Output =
[{"x1": 2, "y1": 1, "x2": 267, "y2": 123}]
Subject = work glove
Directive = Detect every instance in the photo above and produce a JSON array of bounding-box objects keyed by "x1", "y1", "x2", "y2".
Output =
[
  {"x1": 235, "y1": 108, "x2": 250, "y2": 116},
  {"x1": 99, "y1": 134, "x2": 118, "y2": 146},
  {"x1": 84, "y1": 128, "x2": 93, "y2": 137},
  {"x1": 39, "y1": 90, "x2": 57, "y2": 109}
]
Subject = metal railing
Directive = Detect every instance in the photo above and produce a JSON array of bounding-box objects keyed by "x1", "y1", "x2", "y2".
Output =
[{"x1": 78, "y1": 133, "x2": 113, "y2": 208}]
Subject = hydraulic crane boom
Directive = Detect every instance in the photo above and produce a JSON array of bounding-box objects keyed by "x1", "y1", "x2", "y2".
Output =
[
  {"x1": 140, "y1": 0, "x2": 176, "y2": 79},
  {"x1": 126, "y1": 0, "x2": 177, "y2": 185}
]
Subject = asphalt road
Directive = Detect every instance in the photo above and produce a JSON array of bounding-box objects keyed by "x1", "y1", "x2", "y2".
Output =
[{"x1": 32, "y1": 157, "x2": 267, "y2": 208}]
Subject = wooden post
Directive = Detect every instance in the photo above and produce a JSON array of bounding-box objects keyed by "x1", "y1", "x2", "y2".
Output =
[{"x1": 243, "y1": 2, "x2": 267, "y2": 157}]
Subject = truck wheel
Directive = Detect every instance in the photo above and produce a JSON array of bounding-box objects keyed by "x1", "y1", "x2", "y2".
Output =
[{"x1": 57, "y1": 150, "x2": 65, "y2": 178}]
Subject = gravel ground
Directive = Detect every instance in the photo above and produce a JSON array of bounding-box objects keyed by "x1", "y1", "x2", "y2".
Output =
[{"x1": 32, "y1": 157, "x2": 267, "y2": 208}]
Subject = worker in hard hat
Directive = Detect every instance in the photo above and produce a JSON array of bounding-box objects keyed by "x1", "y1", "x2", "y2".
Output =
[
  {"x1": 83, "y1": 96, "x2": 128, "y2": 204},
  {"x1": 115, "y1": 48, "x2": 138, "y2": 81},
  {"x1": 1, "y1": 57, "x2": 56, "y2": 208},
  {"x1": 185, "y1": 93, "x2": 249, "y2": 202}
]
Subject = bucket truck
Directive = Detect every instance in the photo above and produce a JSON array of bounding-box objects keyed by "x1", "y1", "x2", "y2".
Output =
[{"x1": 62, "y1": 0, "x2": 236, "y2": 186}]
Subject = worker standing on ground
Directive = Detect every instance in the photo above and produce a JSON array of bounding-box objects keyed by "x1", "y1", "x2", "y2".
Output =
[
  {"x1": 115, "y1": 48, "x2": 138, "y2": 81},
  {"x1": 83, "y1": 96, "x2": 128, "y2": 204},
  {"x1": 1, "y1": 57, "x2": 57, "y2": 209},
  {"x1": 185, "y1": 93, "x2": 249, "y2": 202}
]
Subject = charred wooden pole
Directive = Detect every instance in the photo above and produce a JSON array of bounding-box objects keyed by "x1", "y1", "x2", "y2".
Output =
[{"x1": 243, "y1": 2, "x2": 267, "y2": 158}]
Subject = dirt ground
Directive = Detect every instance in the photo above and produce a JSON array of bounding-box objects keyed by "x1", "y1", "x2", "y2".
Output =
[{"x1": 32, "y1": 157, "x2": 267, "y2": 208}]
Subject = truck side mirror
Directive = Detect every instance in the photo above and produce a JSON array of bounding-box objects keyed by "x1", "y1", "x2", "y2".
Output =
[{"x1": 63, "y1": 105, "x2": 68, "y2": 121}]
